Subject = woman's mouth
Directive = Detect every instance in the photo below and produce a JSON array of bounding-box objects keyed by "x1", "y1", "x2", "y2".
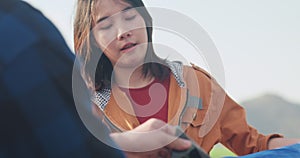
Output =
[{"x1": 120, "y1": 43, "x2": 137, "y2": 53}]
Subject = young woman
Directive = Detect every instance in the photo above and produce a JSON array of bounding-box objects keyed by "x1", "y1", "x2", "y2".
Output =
[{"x1": 73, "y1": 0, "x2": 300, "y2": 155}]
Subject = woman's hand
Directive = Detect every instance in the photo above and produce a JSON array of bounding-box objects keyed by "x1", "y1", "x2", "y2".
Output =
[
  {"x1": 268, "y1": 137, "x2": 300, "y2": 149},
  {"x1": 110, "y1": 118, "x2": 192, "y2": 158}
]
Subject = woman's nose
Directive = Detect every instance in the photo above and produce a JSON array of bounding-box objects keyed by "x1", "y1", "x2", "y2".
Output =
[{"x1": 117, "y1": 30, "x2": 132, "y2": 40}]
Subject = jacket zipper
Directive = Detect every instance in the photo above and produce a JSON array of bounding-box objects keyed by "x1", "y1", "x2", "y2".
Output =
[{"x1": 178, "y1": 89, "x2": 190, "y2": 127}]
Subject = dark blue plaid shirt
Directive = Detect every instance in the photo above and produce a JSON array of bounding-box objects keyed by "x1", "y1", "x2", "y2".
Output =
[{"x1": 0, "y1": 1, "x2": 124, "y2": 158}]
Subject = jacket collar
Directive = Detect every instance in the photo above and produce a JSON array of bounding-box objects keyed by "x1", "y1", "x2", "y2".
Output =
[{"x1": 93, "y1": 61, "x2": 185, "y2": 111}]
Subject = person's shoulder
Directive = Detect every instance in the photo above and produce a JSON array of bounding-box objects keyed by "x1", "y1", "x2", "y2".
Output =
[
  {"x1": 12, "y1": 1, "x2": 69, "y2": 49},
  {"x1": 0, "y1": 0, "x2": 17, "y2": 11},
  {"x1": 183, "y1": 62, "x2": 213, "y2": 80}
]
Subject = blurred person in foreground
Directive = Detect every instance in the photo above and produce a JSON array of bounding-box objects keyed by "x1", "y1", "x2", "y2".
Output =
[{"x1": 0, "y1": 0, "x2": 192, "y2": 157}]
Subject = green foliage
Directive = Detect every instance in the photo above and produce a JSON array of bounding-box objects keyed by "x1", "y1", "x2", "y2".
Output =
[{"x1": 209, "y1": 144, "x2": 236, "y2": 158}]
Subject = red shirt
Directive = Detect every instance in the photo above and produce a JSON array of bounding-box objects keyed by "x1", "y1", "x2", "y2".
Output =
[{"x1": 120, "y1": 77, "x2": 170, "y2": 124}]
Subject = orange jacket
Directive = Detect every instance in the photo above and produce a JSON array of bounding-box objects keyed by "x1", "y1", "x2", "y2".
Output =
[{"x1": 94, "y1": 62, "x2": 282, "y2": 155}]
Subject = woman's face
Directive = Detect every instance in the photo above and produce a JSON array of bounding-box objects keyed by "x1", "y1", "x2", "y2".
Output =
[{"x1": 92, "y1": 0, "x2": 148, "y2": 68}]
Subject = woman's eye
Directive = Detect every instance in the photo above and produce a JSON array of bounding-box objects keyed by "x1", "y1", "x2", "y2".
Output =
[
  {"x1": 125, "y1": 15, "x2": 136, "y2": 21},
  {"x1": 99, "y1": 24, "x2": 112, "y2": 30},
  {"x1": 123, "y1": 8, "x2": 137, "y2": 21}
]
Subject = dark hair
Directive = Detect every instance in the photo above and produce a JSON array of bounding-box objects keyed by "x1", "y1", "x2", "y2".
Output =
[{"x1": 74, "y1": 0, "x2": 169, "y2": 91}]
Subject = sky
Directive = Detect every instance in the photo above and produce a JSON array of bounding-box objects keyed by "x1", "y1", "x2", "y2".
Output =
[{"x1": 23, "y1": 0, "x2": 300, "y2": 104}]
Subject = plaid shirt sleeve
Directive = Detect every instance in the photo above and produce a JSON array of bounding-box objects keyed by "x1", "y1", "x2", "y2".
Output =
[{"x1": 0, "y1": 1, "x2": 124, "y2": 158}]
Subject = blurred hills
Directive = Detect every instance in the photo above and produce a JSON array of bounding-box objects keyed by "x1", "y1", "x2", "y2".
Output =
[{"x1": 241, "y1": 93, "x2": 300, "y2": 138}]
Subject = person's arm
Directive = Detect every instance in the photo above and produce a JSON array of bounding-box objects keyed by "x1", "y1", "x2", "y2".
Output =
[
  {"x1": 268, "y1": 138, "x2": 300, "y2": 149},
  {"x1": 219, "y1": 93, "x2": 283, "y2": 155},
  {"x1": 220, "y1": 93, "x2": 300, "y2": 154},
  {"x1": 110, "y1": 118, "x2": 192, "y2": 158}
]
